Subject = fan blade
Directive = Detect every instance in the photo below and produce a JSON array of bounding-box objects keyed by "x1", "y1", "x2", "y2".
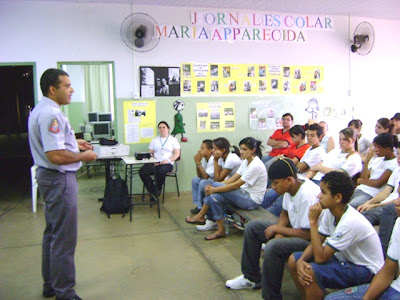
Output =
[{"x1": 135, "y1": 25, "x2": 147, "y2": 38}]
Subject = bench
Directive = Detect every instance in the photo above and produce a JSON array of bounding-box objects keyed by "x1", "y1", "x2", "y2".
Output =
[{"x1": 234, "y1": 206, "x2": 279, "y2": 225}]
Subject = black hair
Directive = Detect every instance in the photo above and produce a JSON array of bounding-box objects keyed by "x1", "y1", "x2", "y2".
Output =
[
  {"x1": 282, "y1": 112, "x2": 294, "y2": 121},
  {"x1": 321, "y1": 171, "x2": 355, "y2": 204},
  {"x1": 377, "y1": 118, "x2": 393, "y2": 132},
  {"x1": 307, "y1": 123, "x2": 323, "y2": 137},
  {"x1": 213, "y1": 137, "x2": 240, "y2": 156},
  {"x1": 158, "y1": 121, "x2": 170, "y2": 129},
  {"x1": 202, "y1": 139, "x2": 213, "y2": 149},
  {"x1": 239, "y1": 137, "x2": 263, "y2": 158},
  {"x1": 289, "y1": 125, "x2": 306, "y2": 139},
  {"x1": 339, "y1": 127, "x2": 358, "y2": 151},
  {"x1": 373, "y1": 132, "x2": 399, "y2": 149},
  {"x1": 348, "y1": 119, "x2": 363, "y2": 129},
  {"x1": 40, "y1": 68, "x2": 69, "y2": 97}
]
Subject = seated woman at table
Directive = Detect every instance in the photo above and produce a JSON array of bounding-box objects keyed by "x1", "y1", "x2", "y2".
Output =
[
  {"x1": 185, "y1": 137, "x2": 268, "y2": 240},
  {"x1": 139, "y1": 121, "x2": 180, "y2": 198}
]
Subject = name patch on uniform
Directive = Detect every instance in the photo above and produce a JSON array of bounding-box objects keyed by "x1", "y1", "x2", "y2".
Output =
[{"x1": 49, "y1": 118, "x2": 60, "y2": 133}]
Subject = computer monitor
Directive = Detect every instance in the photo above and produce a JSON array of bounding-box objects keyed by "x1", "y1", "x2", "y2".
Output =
[
  {"x1": 88, "y1": 112, "x2": 98, "y2": 123},
  {"x1": 92, "y1": 121, "x2": 112, "y2": 140},
  {"x1": 98, "y1": 112, "x2": 112, "y2": 122}
]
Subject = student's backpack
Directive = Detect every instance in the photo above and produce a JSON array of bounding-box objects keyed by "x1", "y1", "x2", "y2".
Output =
[{"x1": 100, "y1": 176, "x2": 130, "y2": 218}]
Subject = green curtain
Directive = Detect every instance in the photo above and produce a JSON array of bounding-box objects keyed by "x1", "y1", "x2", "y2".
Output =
[{"x1": 83, "y1": 64, "x2": 111, "y2": 113}]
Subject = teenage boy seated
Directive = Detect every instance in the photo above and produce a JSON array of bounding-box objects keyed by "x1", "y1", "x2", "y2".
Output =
[
  {"x1": 288, "y1": 171, "x2": 384, "y2": 300},
  {"x1": 225, "y1": 158, "x2": 321, "y2": 300},
  {"x1": 325, "y1": 197, "x2": 400, "y2": 300}
]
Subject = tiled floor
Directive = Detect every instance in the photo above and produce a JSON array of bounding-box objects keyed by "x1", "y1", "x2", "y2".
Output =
[{"x1": 0, "y1": 171, "x2": 300, "y2": 300}]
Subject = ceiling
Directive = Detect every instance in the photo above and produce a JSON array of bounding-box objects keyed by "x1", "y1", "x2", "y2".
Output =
[{"x1": 17, "y1": 0, "x2": 400, "y2": 20}]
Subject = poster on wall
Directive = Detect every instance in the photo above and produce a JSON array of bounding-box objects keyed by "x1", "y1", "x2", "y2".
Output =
[
  {"x1": 181, "y1": 63, "x2": 323, "y2": 96},
  {"x1": 123, "y1": 100, "x2": 156, "y2": 144},
  {"x1": 196, "y1": 102, "x2": 235, "y2": 133},
  {"x1": 140, "y1": 66, "x2": 181, "y2": 97},
  {"x1": 249, "y1": 101, "x2": 278, "y2": 130}
]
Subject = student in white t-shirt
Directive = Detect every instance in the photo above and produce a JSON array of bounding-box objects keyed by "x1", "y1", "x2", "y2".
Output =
[
  {"x1": 349, "y1": 133, "x2": 399, "y2": 208},
  {"x1": 349, "y1": 119, "x2": 372, "y2": 156},
  {"x1": 212, "y1": 137, "x2": 242, "y2": 182},
  {"x1": 191, "y1": 139, "x2": 214, "y2": 214},
  {"x1": 319, "y1": 121, "x2": 335, "y2": 153},
  {"x1": 185, "y1": 137, "x2": 267, "y2": 240},
  {"x1": 306, "y1": 127, "x2": 362, "y2": 185},
  {"x1": 288, "y1": 171, "x2": 384, "y2": 300},
  {"x1": 325, "y1": 197, "x2": 400, "y2": 300}
]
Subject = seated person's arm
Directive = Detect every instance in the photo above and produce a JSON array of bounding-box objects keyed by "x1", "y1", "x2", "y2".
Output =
[
  {"x1": 267, "y1": 137, "x2": 290, "y2": 149},
  {"x1": 310, "y1": 161, "x2": 336, "y2": 175},
  {"x1": 265, "y1": 210, "x2": 311, "y2": 240},
  {"x1": 363, "y1": 257, "x2": 398, "y2": 300},
  {"x1": 327, "y1": 136, "x2": 335, "y2": 153},
  {"x1": 208, "y1": 175, "x2": 243, "y2": 194},
  {"x1": 357, "y1": 169, "x2": 393, "y2": 188},
  {"x1": 170, "y1": 148, "x2": 180, "y2": 162},
  {"x1": 357, "y1": 185, "x2": 393, "y2": 212},
  {"x1": 296, "y1": 161, "x2": 310, "y2": 173},
  {"x1": 216, "y1": 168, "x2": 233, "y2": 182},
  {"x1": 291, "y1": 157, "x2": 300, "y2": 165}
]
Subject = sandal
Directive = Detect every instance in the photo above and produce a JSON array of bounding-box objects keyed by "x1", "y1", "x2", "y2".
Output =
[
  {"x1": 185, "y1": 216, "x2": 205, "y2": 225},
  {"x1": 204, "y1": 232, "x2": 226, "y2": 241}
]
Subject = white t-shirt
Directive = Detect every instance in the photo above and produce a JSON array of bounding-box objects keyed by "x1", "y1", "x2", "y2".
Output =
[
  {"x1": 358, "y1": 135, "x2": 372, "y2": 155},
  {"x1": 149, "y1": 135, "x2": 180, "y2": 164},
  {"x1": 218, "y1": 152, "x2": 242, "y2": 178},
  {"x1": 357, "y1": 156, "x2": 398, "y2": 197},
  {"x1": 319, "y1": 205, "x2": 384, "y2": 274},
  {"x1": 201, "y1": 155, "x2": 215, "y2": 179},
  {"x1": 236, "y1": 156, "x2": 268, "y2": 204},
  {"x1": 282, "y1": 179, "x2": 320, "y2": 229},
  {"x1": 313, "y1": 149, "x2": 362, "y2": 181},
  {"x1": 320, "y1": 134, "x2": 333, "y2": 152},
  {"x1": 382, "y1": 166, "x2": 400, "y2": 204},
  {"x1": 299, "y1": 146, "x2": 326, "y2": 173},
  {"x1": 387, "y1": 217, "x2": 400, "y2": 293}
]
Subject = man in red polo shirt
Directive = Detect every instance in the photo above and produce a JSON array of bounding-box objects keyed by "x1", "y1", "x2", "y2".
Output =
[{"x1": 262, "y1": 113, "x2": 294, "y2": 164}]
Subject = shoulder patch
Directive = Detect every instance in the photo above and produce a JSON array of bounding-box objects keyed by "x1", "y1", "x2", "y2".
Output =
[{"x1": 49, "y1": 118, "x2": 60, "y2": 133}]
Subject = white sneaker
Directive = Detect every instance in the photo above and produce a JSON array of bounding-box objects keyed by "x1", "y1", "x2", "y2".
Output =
[
  {"x1": 225, "y1": 274, "x2": 261, "y2": 290},
  {"x1": 196, "y1": 220, "x2": 217, "y2": 231},
  {"x1": 261, "y1": 243, "x2": 266, "y2": 251}
]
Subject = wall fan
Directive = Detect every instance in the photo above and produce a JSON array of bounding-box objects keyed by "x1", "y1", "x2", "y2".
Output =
[
  {"x1": 350, "y1": 22, "x2": 374, "y2": 55},
  {"x1": 120, "y1": 13, "x2": 160, "y2": 52}
]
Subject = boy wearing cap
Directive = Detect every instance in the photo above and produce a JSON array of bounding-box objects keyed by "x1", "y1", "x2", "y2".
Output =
[
  {"x1": 226, "y1": 158, "x2": 321, "y2": 300},
  {"x1": 288, "y1": 171, "x2": 384, "y2": 300}
]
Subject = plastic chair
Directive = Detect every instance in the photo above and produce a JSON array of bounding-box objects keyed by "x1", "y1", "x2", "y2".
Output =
[{"x1": 31, "y1": 165, "x2": 38, "y2": 212}]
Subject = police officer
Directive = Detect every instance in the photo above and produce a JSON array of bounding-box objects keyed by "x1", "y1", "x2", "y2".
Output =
[{"x1": 28, "y1": 68, "x2": 97, "y2": 300}]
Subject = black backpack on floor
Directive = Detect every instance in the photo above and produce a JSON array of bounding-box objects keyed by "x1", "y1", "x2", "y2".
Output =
[{"x1": 100, "y1": 176, "x2": 130, "y2": 218}]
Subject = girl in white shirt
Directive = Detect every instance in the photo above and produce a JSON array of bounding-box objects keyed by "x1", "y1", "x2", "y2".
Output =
[
  {"x1": 186, "y1": 137, "x2": 268, "y2": 240},
  {"x1": 306, "y1": 127, "x2": 362, "y2": 184}
]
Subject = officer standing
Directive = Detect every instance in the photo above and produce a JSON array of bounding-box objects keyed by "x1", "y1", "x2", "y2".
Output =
[{"x1": 28, "y1": 68, "x2": 97, "y2": 300}]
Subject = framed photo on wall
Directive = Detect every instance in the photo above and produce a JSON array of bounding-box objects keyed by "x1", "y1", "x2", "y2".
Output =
[{"x1": 140, "y1": 66, "x2": 181, "y2": 97}]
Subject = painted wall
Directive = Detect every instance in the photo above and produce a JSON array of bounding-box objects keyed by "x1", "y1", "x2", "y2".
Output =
[{"x1": 1, "y1": 1, "x2": 399, "y2": 192}]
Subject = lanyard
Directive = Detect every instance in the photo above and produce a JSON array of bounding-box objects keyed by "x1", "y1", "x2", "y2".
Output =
[{"x1": 160, "y1": 135, "x2": 169, "y2": 149}]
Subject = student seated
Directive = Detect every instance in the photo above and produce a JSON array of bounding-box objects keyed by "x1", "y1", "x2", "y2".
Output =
[
  {"x1": 325, "y1": 197, "x2": 400, "y2": 300},
  {"x1": 225, "y1": 158, "x2": 320, "y2": 300},
  {"x1": 349, "y1": 133, "x2": 398, "y2": 208},
  {"x1": 261, "y1": 113, "x2": 293, "y2": 164},
  {"x1": 362, "y1": 117, "x2": 393, "y2": 163},
  {"x1": 288, "y1": 171, "x2": 384, "y2": 300},
  {"x1": 349, "y1": 119, "x2": 371, "y2": 156},
  {"x1": 191, "y1": 139, "x2": 214, "y2": 214},
  {"x1": 261, "y1": 123, "x2": 326, "y2": 216},
  {"x1": 319, "y1": 121, "x2": 335, "y2": 153},
  {"x1": 185, "y1": 137, "x2": 267, "y2": 240},
  {"x1": 305, "y1": 127, "x2": 362, "y2": 185}
]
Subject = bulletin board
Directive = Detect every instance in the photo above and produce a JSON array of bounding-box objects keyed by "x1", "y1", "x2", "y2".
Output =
[{"x1": 123, "y1": 100, "x2": 156, "y2": 144}]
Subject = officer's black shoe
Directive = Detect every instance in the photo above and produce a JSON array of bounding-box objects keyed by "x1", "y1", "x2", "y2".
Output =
[
  {"x1": 55, "y1": 295, "x2": 83, "y2": 300},
  {"x1": 42, "y1": 289, "x2": 55, "y2": 298}
]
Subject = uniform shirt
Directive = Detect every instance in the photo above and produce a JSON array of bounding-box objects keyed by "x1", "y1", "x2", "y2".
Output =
[
  {"x1": 319, "y1": 205, "x2": 384, "y2": 274},
  {"x1": 356, "y1": 156, "x2": 398, "y2": 197},
  {"x1": 320, "y1": 134, "x2": 333, "y2": 152},
  {"x1": 269, "y1": 129, "x2": 293, "y2": 157},
  {"x1": 201, "y1": 155, "x2": 214, "y2": 179},
  {"x1": 218, "y1": 152, "x2": 242, "y2": 178},
  {"x1": 300, "y1": 145, "x2": 326, "y2": 171},
  {"x1": 236, "y1": 156, "x2": 268, "y2": 204},
  {"x1": 358, "y1": 135, "x2": 372, "y2": 155},
  {"x1": 387, "y1": 217, "x2": 400, "y2": 293},
  {"x1": 285, "y1": 143, "x2": 310, "y2": 160},
  {"x1": 28, "y1": 97, "x2": 81, "y2": 172},
  {"x1": 313, "y1": 149, "x2": 362, "y2": 181},
  {"x1": 382, "y1": 166, "x2": 400, "y2": 204},
  {"x1": 149, "y1": 135, "x2": 180, "y2": 164},
  {"x1": 282, "y1": 179, "x2": 320, "y2": 229}
]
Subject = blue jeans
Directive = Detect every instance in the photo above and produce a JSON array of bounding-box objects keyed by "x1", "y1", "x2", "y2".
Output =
[
  {"x1": 325, "y1": 284, "x2": 400, "y2": 300},
  {"x1": 349, "y1": 189, "x2": 373, "y2": 208},
  {"x1": 361, "y1": 206, "x2": 383, "y2": 226},
  {"x1": 261, "y1": 154, "x2": 274, "y2": 164},
  {"x1": 191, "y1": 177, "x2": 213, "y2": 209},
  {"x1": 241, "y1": 220, "x2": 310, "y2": 300},
  {"x1": 203, "y1": 182, "x2": 259, "y2": 221},
  {"x1": 292, "y1": 252, "x2": 373, "y2": 290},
  {"x1": 379, "y1": 203, "x2": 397, "y2": 256},
  {"x1": 260, "y1": 189, "x2": 283, "y2": 217}
]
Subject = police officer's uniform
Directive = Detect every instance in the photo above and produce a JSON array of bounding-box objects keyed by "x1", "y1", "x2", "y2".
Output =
[{"x1": 28, "y1": 96, "x2": 81, "y2": 299}]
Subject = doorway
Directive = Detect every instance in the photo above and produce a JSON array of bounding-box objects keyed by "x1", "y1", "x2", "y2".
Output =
[{"x1": 0, "y1": 64, "x2": 36, "y2": 195}]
